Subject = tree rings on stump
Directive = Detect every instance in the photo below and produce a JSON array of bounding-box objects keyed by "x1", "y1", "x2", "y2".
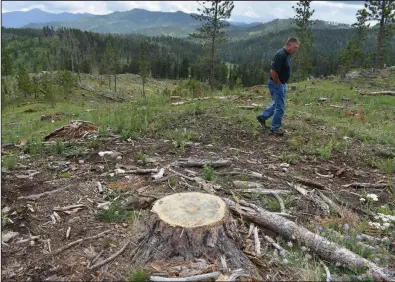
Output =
[{"x1": 133, "y1": 192, "x2": 261, "y2": 278}]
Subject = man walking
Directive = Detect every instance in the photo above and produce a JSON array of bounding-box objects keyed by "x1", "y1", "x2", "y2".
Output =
[{"x1": 257, "y1": 37, "x2": 300, "y2": 136}]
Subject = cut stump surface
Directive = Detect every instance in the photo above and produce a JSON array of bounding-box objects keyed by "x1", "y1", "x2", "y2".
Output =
[{"x1": 134, "y1": 192, "x2": 261, "y2": 278}]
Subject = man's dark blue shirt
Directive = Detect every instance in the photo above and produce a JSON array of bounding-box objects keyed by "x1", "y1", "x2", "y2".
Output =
[{"x1": 270, "y1": 47, "x2": 292, "y2": 84}]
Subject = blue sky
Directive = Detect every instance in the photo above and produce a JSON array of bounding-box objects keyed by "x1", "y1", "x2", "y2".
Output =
[{"x1": 2, "y1": 1, "x2": 368, "y2": 25}]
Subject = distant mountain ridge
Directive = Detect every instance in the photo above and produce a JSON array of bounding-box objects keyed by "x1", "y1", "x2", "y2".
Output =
[
  {"x1": 4, "y1": 8, "x2": 352, "y2": 39},
  {"x1": 2, "y1": 8, "x2": 94, "y2": 28}
]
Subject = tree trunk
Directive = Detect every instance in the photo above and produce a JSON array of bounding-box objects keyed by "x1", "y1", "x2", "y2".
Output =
[
  {"x1": 210, "y1": 2, "x2": 219, "y2": 91},
  {"x1": 133, "y1": 192, "x2": 261, "y2": 278},
  {"x1": 142, "y1": 78, "x2": 146, "y2": 98},
  {"x1": 375, "y1": 1, "x2": 386, "y2": 69},
  {"x1": 224, "y1": 198, "x2": 391, "y2": 280},
  {"x1": 114, "y1": 74, "x2": 117, "y2": 93}
]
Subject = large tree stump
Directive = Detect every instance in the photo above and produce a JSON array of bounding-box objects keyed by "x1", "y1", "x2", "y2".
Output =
[{"x1": 134, "y1": 192, "x2": 260, "y2": 278}]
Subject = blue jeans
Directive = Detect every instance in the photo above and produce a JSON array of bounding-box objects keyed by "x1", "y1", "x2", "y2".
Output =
[{"x1": 258, "y1": 79, "x2": 287, "y2": 131}]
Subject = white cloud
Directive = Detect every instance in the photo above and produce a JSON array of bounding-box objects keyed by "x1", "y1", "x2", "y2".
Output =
[
  {"x1": 243, "y1": 10, "x2": 259, "y2": 18},
  {"x1": 1, "y1": 1, "x2": 367, "y2": 25},
  {"x1": 312, "y1": 1, "x2": 364, "y2": 10}
]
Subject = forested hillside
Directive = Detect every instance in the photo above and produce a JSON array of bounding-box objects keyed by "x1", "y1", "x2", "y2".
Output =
[{"x1": 3, "y1": 21, "x2": 395, "y2": 88}]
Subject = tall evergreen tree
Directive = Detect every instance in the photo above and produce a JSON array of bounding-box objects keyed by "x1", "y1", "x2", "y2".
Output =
[
  {"x1": 363, "y1": 0, "x2": 395, "y2": 68},
  {"x1": 16, "y1": 65, "x2": 32, "y2": 98},
  {"x1": 189, "y1": 1, "x2": 234, "y2": 90},
  {"x1": 139, "y1": 41, "x2": 150, "y2": 98},
  {"x1": 180, "y1": 58, "x2": 190, "y2": 79},
  {"x1": 292, "y1": 0, "x2": 315, "y2": 80},
  {"x1": 1, "y1": 48, "x2": 13, "y2": 77},
  {"x1": 340, "y1": 9, "x2": 370, "y2": 70}
]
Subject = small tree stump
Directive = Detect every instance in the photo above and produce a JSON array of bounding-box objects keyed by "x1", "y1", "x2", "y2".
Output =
[{"x1": 134, "y1": 192, "x2": 260, "y2": 278}]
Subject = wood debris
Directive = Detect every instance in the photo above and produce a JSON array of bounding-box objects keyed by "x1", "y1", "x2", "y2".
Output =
[{"x1": 43, "y1": 120, "x2": 98, "y2": 141}]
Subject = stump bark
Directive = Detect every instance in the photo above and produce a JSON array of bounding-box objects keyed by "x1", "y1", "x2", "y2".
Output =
[{"x1": 133, "y1": 192, "x2": 260, "y2": 278}]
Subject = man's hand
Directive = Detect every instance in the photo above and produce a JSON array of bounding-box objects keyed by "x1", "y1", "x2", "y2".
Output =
[{"x1": 270, "y1": 69, "x2": 281, "y2": 86}]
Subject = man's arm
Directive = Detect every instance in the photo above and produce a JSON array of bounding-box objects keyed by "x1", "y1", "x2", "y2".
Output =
[{"x1": 270, "y1": 69, "x2": 281, "y2": 86}]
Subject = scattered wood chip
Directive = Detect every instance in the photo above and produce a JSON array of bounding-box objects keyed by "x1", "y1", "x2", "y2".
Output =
[
  {"x1": 152, "y1": 168, "x2": 165, "y2": 180},
  {"x1": 334, "y1": 167, "x2": 346, "y2": 177},
  {"x1": 66, "y1": 227, "x2": 71, "y2": 239}
]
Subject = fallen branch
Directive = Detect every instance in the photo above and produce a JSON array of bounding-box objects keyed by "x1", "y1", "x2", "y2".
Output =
[
  {"x1": 152, "y1": 174, "x2": 175, "y2": 183},
  {"x1": 52, "y1": 230, "x2": 110, "y2": 255},
  {"x1": 262, "y1": 233, "x2": 289, "y2": 257},
  {"x1": 319, "y1": 258, "x2": 331, "y2": 282},
  {"x1": 293, "y1": 177, "x2": 327, "y2": 190},
  {"x1": 151, "y1": 168, "x2": 165, "y2": 180},
  {"x1": 150, "y1": 272, "x2": 221, "y2": 282},
  {"x1": 360, "y1": 90, "x2": 395, "y2": 96},
  {"x1": 175, "y1": 158, "x2": 230, "y2": 168},
  {"x1": 235, "y1": 188, "x2": 291, "y2": 195},
  {"x1": 233, "y1": 181, "x2": 290, "y2": 194},
  {"x1": 224, "y1": 198, "x2": 391, "y2": 280},
  {"x1": 237, "y1": 105, "x2": 262, "y2": 110},
  {"x1": 342, "y1": 182, "x2": 389, "y2": 189},
  {"x1": 78, "y1": 84, "x2": 94, "y2": 92},
  {"x1": 89, "y1": 239, "x2": 130, "y2": 269},
  {"x1": 53, "y1": 204, "x2": 87, "y2": 212},
  {"x1": 18, "y1": 186, "x2": 71, "y2": 200},
  {"x1": 96, "y1": 181, "x2": 103, "y2": 193},
  {"x1": 253, "y1": 227, "x2": 261, "y2": 257},
  {"x1": 271, "y1": 193, "x2": 285, "y2": 213},
  {"x1": 316, "y1": 190, "x2": 343, "y2": 217},
  {"x1": 217, "y1": 171, "x2": 275, "y2": 181},
  {"x1": 88, "y1": 249, "x2": 104, "y2": 268},
  {"x1": 134, "y1": 168, "x2": 159, "y2": 174},
  {"x1": 169, "y1": 168, "x2": 219, "y2": 193}
]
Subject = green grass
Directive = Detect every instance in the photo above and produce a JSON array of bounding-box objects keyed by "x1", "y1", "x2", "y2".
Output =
[
  {"x1": 2, "y1": 72, "x2": 395, "y2": 177},
  {"x1": 96, "y1": 199, "x2": 136, "y2": 222},
  {"x1": 202, "y1": 164, "x2": 217, "y2": 182},
  {"x1": 3, "y1": 155, "x2": 18, "y2": 169},
  {"x1": 128, "y1": 268, "x2": 150, "y2": 282}
]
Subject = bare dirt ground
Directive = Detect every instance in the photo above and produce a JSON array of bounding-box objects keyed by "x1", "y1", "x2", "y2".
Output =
[
  {"x1": 2, "y1": 69, "x2": 395, "y2": 281},
  {"x1": 2, "y1": 114, "x2": 393, "y2": 281}
]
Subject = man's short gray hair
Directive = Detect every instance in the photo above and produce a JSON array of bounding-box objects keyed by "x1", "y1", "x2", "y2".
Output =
[{"x1": 286, "y1": 37, "x2": 300, "y2": 45}]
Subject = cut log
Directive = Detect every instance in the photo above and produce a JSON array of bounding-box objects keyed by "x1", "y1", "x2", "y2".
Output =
[
  {"x1": 223, "y1": 198, "x2": 391, "y2": 280},
  {"x1": 134, "y1": 192, "x2": 261, "y2": 278}
]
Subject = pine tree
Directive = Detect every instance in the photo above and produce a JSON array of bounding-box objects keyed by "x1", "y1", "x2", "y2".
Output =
[
  {"x1": 180, "y1": 58, "x2": 190, "y2": 79},
  {"x1": 1, "y1": 48, "x2": 13, "y2": 77},
  {"x1": 363, "y1": 0, "x2": 395, "y2": 68},
  {"x1": 340, "y1": 9, "x2": 370, "y2": 71},
  {"x1": 189, "y1": 1, "x2": 234, "y2": 90},
  {"x1": 139, "y1": 41, "x2": 150, "y2": 98},
  {"x1": 17, "y1": 65, "x2": 32, "y2": 98},
  {"x1": 293, "y1": 1, "x2": 315, "y2": 81}
]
